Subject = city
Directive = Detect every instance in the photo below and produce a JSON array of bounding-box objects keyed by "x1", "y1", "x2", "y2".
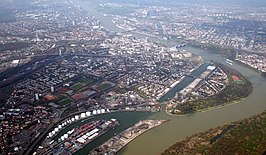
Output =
[{"x1": 0, "y1": 0, "x2": 265, "y2": 155}]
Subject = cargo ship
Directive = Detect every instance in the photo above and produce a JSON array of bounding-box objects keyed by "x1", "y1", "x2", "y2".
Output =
[{"x1": 40, "y1": 119, "x2": 119, "y2": 155}]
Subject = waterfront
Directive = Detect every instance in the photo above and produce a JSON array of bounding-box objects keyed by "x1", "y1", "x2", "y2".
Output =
[
  {"x1": 68, "y1": 1, "x2": 266, "y2": 154},
  {"x1": 56, "y1": 112, "x2": 152, "y2": 155},
  {"x1": 117, "y1": 47, "x2": 266, "y2": 155},
  {"x1": 91, "y1": 120, "x2": 167, "y2": 154},
  {"x1": 158, "y1": 63, "x2": 209, "y2": 102},
  {"x1": 0, "y1": 0, "x2": 265, "y2": 154}
]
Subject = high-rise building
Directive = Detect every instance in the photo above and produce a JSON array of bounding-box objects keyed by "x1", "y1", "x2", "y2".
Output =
[
  {"x1": 51, "y1": 86, "x2": 55, "y2": 93},
  {"x1": 35, "y1": 93, "x2": 39, "y2": 101}
]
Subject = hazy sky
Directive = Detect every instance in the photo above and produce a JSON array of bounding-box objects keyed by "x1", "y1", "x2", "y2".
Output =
[
  {"x1": 171, "y1": 0, "x2": 266, "y2": 7},
  {"x1": 105, "y1": 0, "x2": 266, "y2": 7}
]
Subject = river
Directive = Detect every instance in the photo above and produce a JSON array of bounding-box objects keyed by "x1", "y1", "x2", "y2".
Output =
[
  {"x1": 117, "y1": 46, "x2": 266, "y2": 155},
  {"x1": 67, "y1": 1, "x2": 266, "y2": 154}
]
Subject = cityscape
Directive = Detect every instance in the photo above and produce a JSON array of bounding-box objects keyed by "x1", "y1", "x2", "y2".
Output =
[{"x1": 0, "y1": 0, "x2": 265, "y2": 155}]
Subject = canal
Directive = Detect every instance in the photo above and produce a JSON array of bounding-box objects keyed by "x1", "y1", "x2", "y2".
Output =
[
  {"x1": 158, "y1": 63, "x2": 209, "y2": 102},
  {"x1": 65, "y1": 1, "x2": 266, "y2": 154}
]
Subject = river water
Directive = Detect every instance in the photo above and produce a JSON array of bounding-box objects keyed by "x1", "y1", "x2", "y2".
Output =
[
  {"x1": 67, "y1": 1, "x2": 266, "y2": 154},
  {"x1": 117, "y1": 47, "x2": 266, "y2": 155},
  {"x1": 159, "y1": 63, "x2": 209, "y2": 102}
]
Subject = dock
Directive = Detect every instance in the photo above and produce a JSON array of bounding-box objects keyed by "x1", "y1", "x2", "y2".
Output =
[{"x1": 90, "y1": 120, "x2": 167, "y2": 155}]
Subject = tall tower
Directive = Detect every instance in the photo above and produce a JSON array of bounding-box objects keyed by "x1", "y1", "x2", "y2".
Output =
[
  {"x1": 59, "y1": 47, "x2": 63, "y2": 56},
  {"x1": 145, "y1": 37, "x2": 148, "y2": 43},
  {"x1": 51, "y1": 86, "x2": 55, "y2": 93},
  {"x1": 146, "y1": 47, "x2": 150, "y2": 52},
  {"x1": 36, "y1": 30, "x2": 40, "y2": 43},
  {"x1": 35, "y1": 93, "x2": 39, "y2": 101}
]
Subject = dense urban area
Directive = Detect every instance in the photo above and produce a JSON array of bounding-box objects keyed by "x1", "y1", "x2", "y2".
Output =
[{"x1": 0, "y1": 0, "x2": 265, "y2": 155}]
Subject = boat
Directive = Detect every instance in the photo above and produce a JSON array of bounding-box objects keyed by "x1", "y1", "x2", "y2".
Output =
[
  {"x1": 226, "y1": 59, "x2": 233, "y2": 63},
  {"x1": 226, "y1": 61, "x2": 233, "y2": 65}
]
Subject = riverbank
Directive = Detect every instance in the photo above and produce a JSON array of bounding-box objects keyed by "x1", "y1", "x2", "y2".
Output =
[
  {"x1": 234, "y1": 60, "x2": 266, "y2": 78},
  {"x1": 165, "y1": 97, "x2": 247, "y2": 117},
  {"x1": 189, "y1": 41, "x2": 242, "y2": 59},
  {"x1": 158, "y1": 61, "x2": 205, "y2": 101},
  {"x1": 161, "y1": 110, "x2": 266, "y2": 155},
  {"x1": 91, "y1": 120, "x2": 167, "y2": 155},
  {"x1": 189, "y1": 41, "x2": 266, "y2": 78},
  {"x1": 165, "y1": 63, "x2": 253, "y2": 115},
  {"x1": 158, "y1": 63, "x2": 209, "y2": 102},
  {"x1": 67, "y1": 1, "x2": 266, "y2": 155}
]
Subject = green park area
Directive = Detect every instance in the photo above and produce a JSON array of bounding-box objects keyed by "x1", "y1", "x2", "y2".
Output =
[
  {"x1": 81, "y1": 77, "x2": 95, "y2": 84},
  {"x1": 57, "y1": 98, "x2": 72, "y2": 106},
  {"x1": 70, "y1": 82, "x2": 86, "y2": 91},
  {"x1": 98, "y1": 82, "x2": 113, "y2": 91}
]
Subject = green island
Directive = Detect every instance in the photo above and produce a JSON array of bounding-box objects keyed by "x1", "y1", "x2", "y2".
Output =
[
  {"x1": 166, "y1": 63, "x2": 253, "y2": 115},
  {"x1": 161, "y1": 110, "x2": 266, "y2": 155}
]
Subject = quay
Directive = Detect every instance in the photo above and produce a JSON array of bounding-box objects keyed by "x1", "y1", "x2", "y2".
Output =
[{"x1": 90, "y1": 120, "x2": 167, "y2": 155}]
